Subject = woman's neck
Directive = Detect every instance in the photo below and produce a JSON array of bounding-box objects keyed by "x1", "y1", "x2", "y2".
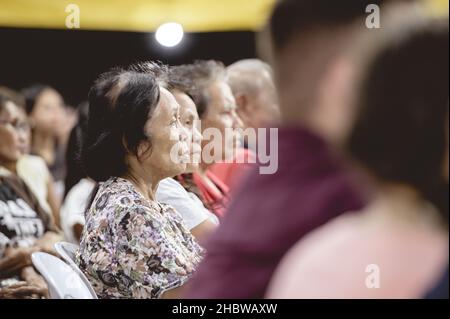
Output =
[
  {"x1": 123, "y1": 166, "x2": 163, "y2": 202},
  {"x1": 367, "y1": 183, "x2": 444, "y2": 230},
  {"x1": 31, "y1": 131, "x2": 55, "y2": 165}
]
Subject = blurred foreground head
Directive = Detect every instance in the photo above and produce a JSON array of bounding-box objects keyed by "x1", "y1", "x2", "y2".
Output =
[
  {"x1": 264, "y1": 0, "x2": 415, "y2": 144},
  {"x1": 347, "y1": 17, "x2": 449, "y2": 220}
]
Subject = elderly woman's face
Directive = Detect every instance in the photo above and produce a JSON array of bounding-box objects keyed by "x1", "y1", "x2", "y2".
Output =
[
  {"x1": 173, "y1": 90, "x2": 202, "y2": 173},
  {"x1": 139, "y1": 87, "x2": 189, "y2": 178},
  {"x1": 0, "y1": 101, "x2": 30, "y2": 164}
]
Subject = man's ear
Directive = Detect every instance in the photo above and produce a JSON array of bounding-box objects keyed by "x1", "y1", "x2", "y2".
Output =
[
  {"x1": 235, "y1": 94, "x2": 248, "y2": 111},
  {"x1": 235, "y1": 94, "x2": 251, "y2": 124}
]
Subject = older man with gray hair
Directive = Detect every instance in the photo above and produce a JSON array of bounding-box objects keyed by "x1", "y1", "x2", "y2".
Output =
[
  {"x1": 226, "y1": 59, "x2": 280, "y2": 133},
  {"x1": 208, "y1": 59, "x2": 280, "y2": 190}
]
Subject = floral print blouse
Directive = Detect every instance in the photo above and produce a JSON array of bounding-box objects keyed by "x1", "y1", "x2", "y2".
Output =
[{"x1": 76, "y1": 177, "x2": 204, "y2": 299}]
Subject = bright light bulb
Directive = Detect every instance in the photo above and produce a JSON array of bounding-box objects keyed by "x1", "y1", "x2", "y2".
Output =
[{"x1": 155, "y1": 22, "x2": 184, "y2": 48}]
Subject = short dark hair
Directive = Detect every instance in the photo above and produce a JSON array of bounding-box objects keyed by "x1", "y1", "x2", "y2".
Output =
[
  {"x1": 82, "y1": 62, "x2": 168, "y2": 182},
  {"x1": 170, "y1": 60, "x2": 226, "y2": 118},
  {"x1": 269, "y1": 0, "x2": 402, "y2": 52},
  {"x1": 64, "y1": 101, "x2": 89, "y2": 197},
  {"x1": 347, "y1": 19, "x2": 449, "y2": 218}
]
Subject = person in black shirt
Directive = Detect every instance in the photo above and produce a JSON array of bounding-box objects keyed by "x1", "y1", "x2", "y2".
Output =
[{"x1": 0, "y1": 94, "x2": 61, "y2": 298}]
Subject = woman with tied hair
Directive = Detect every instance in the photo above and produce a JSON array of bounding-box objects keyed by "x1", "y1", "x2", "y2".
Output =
[
  {"x1": 21, "y1": 84, "x2": 75, "y2": 204},
  {"x1": 76, "y1": 63, "x2": 203, "y2": 299}
]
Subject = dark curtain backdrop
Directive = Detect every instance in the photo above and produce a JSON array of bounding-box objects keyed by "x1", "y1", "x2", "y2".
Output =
[{"x1": 0, "y1": 28, "x2": 256, "y2": 106}]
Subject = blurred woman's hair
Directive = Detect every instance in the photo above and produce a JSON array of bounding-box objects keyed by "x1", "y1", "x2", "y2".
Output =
[
  {"x1": 170, "y1": 60, "x2": 226, "y2": 118},
  {"x1": 347, "y1": 18, "x2": 449, "y2": 220},
  {"x1": 64, "y1": 101, "x2": 89, "y2": 197},
  {"x1": 21, "y1": 84, "x2": 53, "y2": 114},
  {"x1": 81, "y1": 62, "x2": 168, "y2": 182}
]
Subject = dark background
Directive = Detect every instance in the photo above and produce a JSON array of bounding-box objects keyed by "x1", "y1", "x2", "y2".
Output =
[{"x1": 0, "y1": 28, "x2": 256, "y2": 106}]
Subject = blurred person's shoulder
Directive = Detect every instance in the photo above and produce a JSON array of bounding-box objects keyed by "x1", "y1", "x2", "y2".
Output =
[
  {"x1": 17, "y1": 154, "x2": 50, "y2": 179},
  {"x1": 61, "y1": 178, "x2": 95, "y2": 216},
  {"x1": 267, "y1": 207, "x2": 449, "y2": 298},
  {"x1": 16, "y1": 154, "x2": 52, "y2": 213},
  {"x1": 17, "y1": 154, "x2": 51, "y2": 188}
]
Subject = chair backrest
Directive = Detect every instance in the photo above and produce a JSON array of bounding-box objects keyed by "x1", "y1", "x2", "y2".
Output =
[
  {"x1": 54, "y1": 242, "x2": 98, "y2": 299},
  {"x1": 31, "y1": 252, "x2": 96, "y2": 299}
]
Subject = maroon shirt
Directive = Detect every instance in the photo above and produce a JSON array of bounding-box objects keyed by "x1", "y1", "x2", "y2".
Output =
[{"x1": 186, "y1": 127, "x2": 365, "y2": 298}]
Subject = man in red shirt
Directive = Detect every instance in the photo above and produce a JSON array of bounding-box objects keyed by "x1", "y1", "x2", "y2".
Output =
[{"x1": 209, "y1": 59, "x2": 279, "y2": 191}]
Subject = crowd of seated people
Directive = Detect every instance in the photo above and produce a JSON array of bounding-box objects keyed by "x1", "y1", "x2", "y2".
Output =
[
  {"x1": 0, "y1": 94, "x2": 62, "y2": 298},
  {"x1": 0, "y1": 0, "x2": 448, "y2": 299}
]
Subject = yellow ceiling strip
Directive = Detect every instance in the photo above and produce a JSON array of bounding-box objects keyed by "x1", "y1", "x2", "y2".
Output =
[
  {"x1": 0, "y1": 0, "x2": 276, "y2": 32},
  {"x1": 0, "y1": 0, "x2": 446, "y2": 32},
  {"x1": 423, "y1": 0, "x2": 449, "y2": 16}
]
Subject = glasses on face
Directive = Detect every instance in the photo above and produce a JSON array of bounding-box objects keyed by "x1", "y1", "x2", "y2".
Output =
[{"x1": 0, "y1": 119, "x2": 31, "y2": 134}]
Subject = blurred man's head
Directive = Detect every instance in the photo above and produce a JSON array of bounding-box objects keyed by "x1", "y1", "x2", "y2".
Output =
[
  {"x1": 346, "y1": 17, "x2": 448, "y2": 218},
  {"x1": 227, "y1": 59, "x2": 280, "y2": 130},
  {"x1": 265, "y1": 0, "x2": 409, "y2": 145}
]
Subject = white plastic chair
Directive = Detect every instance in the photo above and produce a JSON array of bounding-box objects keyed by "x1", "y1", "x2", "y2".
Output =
[
  {"x1": 31, "y1": 252, "x2": 96, "y2": 299},
  {"x1": 54, "y1": 242, "x2": 98, "y2": 299}
]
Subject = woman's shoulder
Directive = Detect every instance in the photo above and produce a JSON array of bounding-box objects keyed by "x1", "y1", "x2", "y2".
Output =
[
  {"x1": 159, "y1": 202, "x2": 185, "y2": 223},
  {"x1": 17, "y1": 154, "x2": 50, "y2": 176},
  {"x1": 18, "y1": 154, "x2": 47, "y2": 168},
  {"x1": 96, "y1": 177, "x2": 141, "y2": 201},
  {"x1": 89, "y1": 177, "x2": 140, "y2": 217},
  {"x1": 98, "y1": 178, "x2": 170, "y2": 218}
]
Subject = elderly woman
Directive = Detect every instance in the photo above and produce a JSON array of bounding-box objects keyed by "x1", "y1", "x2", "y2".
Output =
[
  {"x1": 0, "y1": 94, "x2": 61, "y2": 299},
  {"x1": 76, "y1": 63, "x2": 203, "y2": 299},
  {"x1": 61, "y1": 69, "x2": 218, "y2": 246}
]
